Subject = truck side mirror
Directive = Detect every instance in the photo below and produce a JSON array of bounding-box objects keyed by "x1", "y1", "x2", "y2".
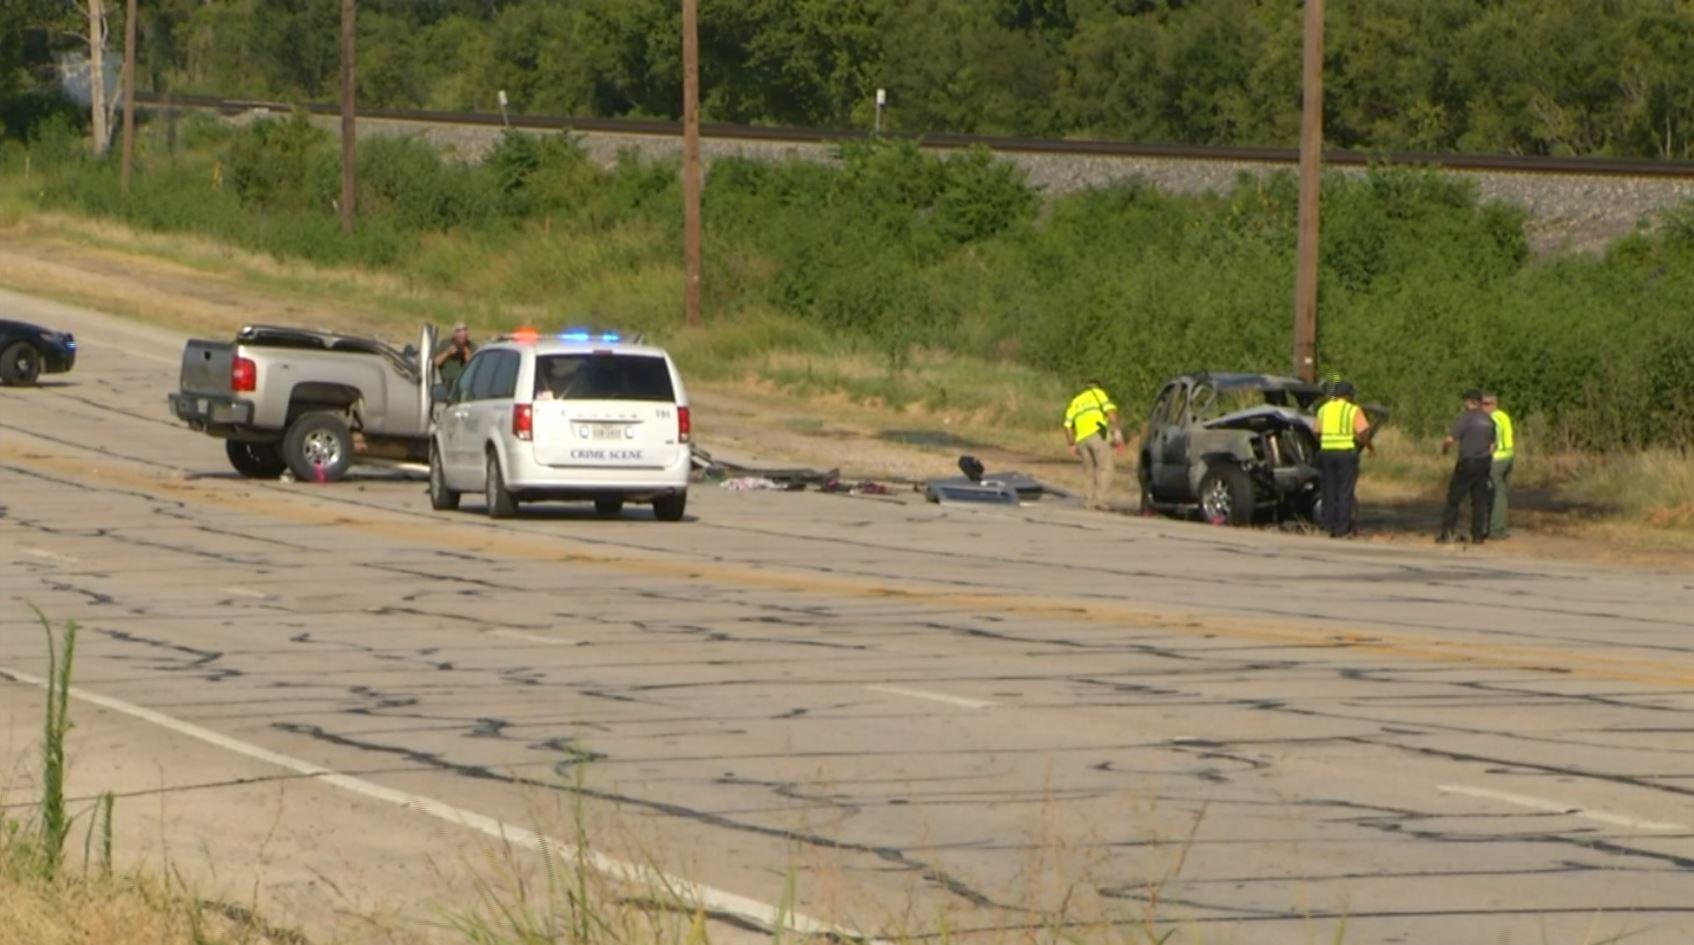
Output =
[{"x1": 431, "y1": 383, "x2": 449, "y2": 403}]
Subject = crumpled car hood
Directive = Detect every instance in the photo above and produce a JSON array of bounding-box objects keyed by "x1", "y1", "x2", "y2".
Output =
[{"x1": 1201, "y1": 405, "x2": 1313, "y2": 431}]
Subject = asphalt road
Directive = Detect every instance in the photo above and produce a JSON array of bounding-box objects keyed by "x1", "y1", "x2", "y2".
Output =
[{"x1": 3, "y1": 290, "x2": 1693, "y2": 945}]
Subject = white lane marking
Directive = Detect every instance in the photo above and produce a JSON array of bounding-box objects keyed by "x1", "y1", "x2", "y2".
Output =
[
  {"x1": 0, "y1": 665, "x2": 885, "y2": 945},
  {"x1": 866, "y1": 685, "x2": 995, "y2": 709},
  {"x1": 1438, "y1": 784, "x2": 1688, "y2": 832},
  {"x1": 21, "y1": 547, "x2": 79, "y2": 564},
  {"x1": 220, "y1": 587, "x2": 271, "y2": 599},
  {"x1": 489, "y1": 629, "x2": 581, "y2": 647}
]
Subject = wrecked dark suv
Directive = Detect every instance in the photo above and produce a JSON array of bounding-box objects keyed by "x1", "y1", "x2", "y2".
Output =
[{"x1": 1137, "y1": 372, "x2": 1327, "y2": 526}]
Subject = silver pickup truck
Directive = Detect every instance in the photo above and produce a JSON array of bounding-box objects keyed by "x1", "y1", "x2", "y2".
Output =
[{"x1": 168, "y1": 323, "x2": 439, "y2": 481}]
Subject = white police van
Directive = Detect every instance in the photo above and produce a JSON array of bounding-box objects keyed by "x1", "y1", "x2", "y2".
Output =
[{"x1": 428, "y1": 329, "x2": 692, "y2": 521}]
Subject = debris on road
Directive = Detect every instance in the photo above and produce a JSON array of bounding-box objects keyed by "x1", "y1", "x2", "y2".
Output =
[
  {"x1": 720, "y1": 476, "x2": 789, "y2": 492},
  {"x1": 925, "y1": 478, "x2": 1021, "y2": 506},
  {"x1": 821, "y1": 479, "x2": 898, "y2": 496},
  {"x1": 694, "y1": 447, "x2": 838, "y2": 489},
  {"x1": 925, "y1": 455, "x2": 1075, "y2": 507}
]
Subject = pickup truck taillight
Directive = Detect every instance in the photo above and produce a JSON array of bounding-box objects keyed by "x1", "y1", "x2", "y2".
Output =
[
  {"x1": 513, "y1": 403, "x2": 533, "y2": 441},
  {"x1": 677, "y1": 405, "x2": 691, "y2": 444},
  {"x1": 231, "y1": 356, "x2": 257, "y2": 393}
]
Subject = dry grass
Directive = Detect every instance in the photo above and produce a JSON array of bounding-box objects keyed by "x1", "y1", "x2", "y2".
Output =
[{"x1": 0, "y1": 860, "x2": 299, "y2": 945}]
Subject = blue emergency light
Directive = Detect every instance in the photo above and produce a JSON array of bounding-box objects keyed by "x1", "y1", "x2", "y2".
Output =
[{"x1": 559, "y1": 329, "x2": 623, "y2": 343}]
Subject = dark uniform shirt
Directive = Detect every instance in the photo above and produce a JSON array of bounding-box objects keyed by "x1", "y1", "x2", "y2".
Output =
[
  {"x1": 1451, "y1": 409, "x2": 1496, "y2": 460},
  {"x1": 435, "y1": 341, "x2": 474, "y2": 387}
]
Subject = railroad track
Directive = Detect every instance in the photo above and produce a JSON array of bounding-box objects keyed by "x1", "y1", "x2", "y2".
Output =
[{"x1": 137, "y1": 91, "x2": 1694, "y2": 179}]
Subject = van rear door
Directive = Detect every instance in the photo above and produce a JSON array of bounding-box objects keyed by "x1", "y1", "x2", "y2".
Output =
[{"x1": 529, "y1": 352, "x2": 682, "y2": 470}]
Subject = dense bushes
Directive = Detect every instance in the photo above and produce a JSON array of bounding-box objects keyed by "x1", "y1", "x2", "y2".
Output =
[{"x1": 19, "y1": 116, "x2": 1694, "y2": 449}]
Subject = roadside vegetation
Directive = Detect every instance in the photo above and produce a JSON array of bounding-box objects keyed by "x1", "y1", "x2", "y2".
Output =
[{"x1": 2, "y1": 112, "x2": 1693, "y2": 536}]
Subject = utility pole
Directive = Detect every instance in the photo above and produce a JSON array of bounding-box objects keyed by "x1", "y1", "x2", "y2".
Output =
[
  {"x1": 1291, "y1": 0, "x2": 1325, "y2": 383},
  {"x1": 339, "y1": 0, "x2": 356, "y2": 235},
  {"x1": 87, "y1": 0, "x2": 110, "y2": 155},
  {"x1": 681, "y1": 0, "x2": 703, "y2": 327},
  {"x1": 119, "y1": 0, "x2": 137, "y2": 195}
]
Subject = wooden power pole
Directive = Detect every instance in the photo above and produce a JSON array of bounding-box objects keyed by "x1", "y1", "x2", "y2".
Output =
[
  {"x1": 1291, "y1": 0, "x2": 1325, "y2": 383},
  {"x1": 338, "y1": 0, "x2": 356, "y2": 235},
  {"x1": 119, "y1": 0, "x2": 137, "y2": 196},
  {"x1": 681, "y1": 0, "x2": 703, "y2": 327}
]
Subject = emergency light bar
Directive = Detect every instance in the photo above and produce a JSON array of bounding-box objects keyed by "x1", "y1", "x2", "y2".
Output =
[
  {"x1": 493, "y1": 327, "x2": 641, "y2": 344},
  {"x1": 560, "y1": 329, "x2": 625, "y2": 343}
]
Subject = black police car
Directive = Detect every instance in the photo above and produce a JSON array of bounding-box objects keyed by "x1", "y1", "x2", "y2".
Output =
[{"x1": 0, "y1": 318, "x2": 77, "y2": 386}]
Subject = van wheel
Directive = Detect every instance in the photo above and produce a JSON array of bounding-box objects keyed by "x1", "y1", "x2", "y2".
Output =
[
  {"x1": 1, "y1": 343, "x2": 41, "y2": 386},
  {"x1": 594, "y1": 497, "x2": 625, "y2": 517},
  {"x1": 1198, "y1": 465, "x2": 1255, "y2": 526},
  {"x1": 485, "y1": 452, "x2": 517, "y2": 519},
  {"x1": 429, "y1": 443, "x2": 459, "y2": 511},
  {"x1": 653, "y1": 491, "x2": 687, "y2": 522},
  {"x1": 283, "y1": 412, "x2": 353, "y2": 482},
  {"x1": 226, "y1": 440, "x2": 286, "y2": 479}
]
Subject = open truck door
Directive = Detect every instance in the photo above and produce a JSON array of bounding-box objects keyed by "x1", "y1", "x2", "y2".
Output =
[{"x1": 418, "y1": 324, "x2": 440, "y2": 425}]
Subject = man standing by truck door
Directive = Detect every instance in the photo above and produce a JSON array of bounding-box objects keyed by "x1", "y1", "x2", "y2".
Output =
[
  {"x1": 1483, "y1": 392, "x2": 1515, "y2": 540},
  {"x1": 1063, "y1": 379, "x2": 1124, "y2": 511},
  {"x1": 1313, "y1": 380, "x2": 1370, "y2": 538},
  {"x1": 1439, "y1": 389, "x2": 1496, "y2": 545},
  {"x1": 434, "y1": 322, "x2": 476, "y2": 389}
]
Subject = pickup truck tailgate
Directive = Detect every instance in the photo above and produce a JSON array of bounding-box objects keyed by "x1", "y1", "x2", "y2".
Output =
[{"x1": 180, "y1": 340, "x2": 234, "y2": 395}]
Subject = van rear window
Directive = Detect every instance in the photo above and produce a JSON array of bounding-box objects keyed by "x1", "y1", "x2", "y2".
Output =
[{"x1": 533, "y1": 354, "x2": 675, "y2": 402}]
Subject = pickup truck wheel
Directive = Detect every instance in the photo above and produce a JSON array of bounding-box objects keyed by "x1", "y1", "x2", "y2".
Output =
[
  {"x1": 428, "y1": 444, "x2": 459, "y2": 511},
  {"x1": 1198, "y1": 465, "x2": 1255, "y2": 527},
  {"x1": 652, "y1": 491, "x2": 687, "y2": 523},
  {"x1": 1, "y1": 342, "x2": 41, "y2": 386},
  {"x1": 225, "y1": 440, "x2": 286, "y2": 479},
  {"x1": 485, "y1": 453, "x2": 517, "y2": 519},
  {"x1": 283, "y1": 412, "x2": 353, "y2": 482},
  {"x1": 594, "y1": 497, "x2": 625, "y2": 517}
]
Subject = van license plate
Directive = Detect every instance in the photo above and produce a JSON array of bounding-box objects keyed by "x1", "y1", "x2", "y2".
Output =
[{"x1": 590, "y1": 424, "x2": 629, "y2": 441}]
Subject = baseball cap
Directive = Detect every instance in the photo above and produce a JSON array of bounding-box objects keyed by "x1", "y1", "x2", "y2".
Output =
[
  {"x1": 1463, "y1": 388, "x2": 1483, "y2": 402},
  {"x1": 1333, "y1": 380, "x2": 1356, "y2": 397}
]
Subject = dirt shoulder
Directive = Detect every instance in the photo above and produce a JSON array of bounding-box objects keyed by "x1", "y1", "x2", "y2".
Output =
[{"x1": 2, "y1": 217, "x2": 1689, "y2": 572}]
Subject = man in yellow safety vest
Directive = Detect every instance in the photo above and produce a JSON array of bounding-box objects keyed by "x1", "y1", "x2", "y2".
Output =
[
  {"x1": 1063, "y1": 379, "x2": 1124, "y2": 511},
  {"x1": 1311, "y1": 380, "x2": 1372, "y2": 538},
  {"x1": 1483, "y1": 392, "x2": 1515, "y2": 539}
]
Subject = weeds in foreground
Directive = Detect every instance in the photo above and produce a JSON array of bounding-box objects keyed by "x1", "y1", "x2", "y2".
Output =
[{"x1": 17, "y1": 606, "x2": 112, "y2": 881}]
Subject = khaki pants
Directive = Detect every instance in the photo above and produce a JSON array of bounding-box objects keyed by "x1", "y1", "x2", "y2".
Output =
[
  {"x1": 1077, "y1": 435, "x2": 1114, "y2": 509},
  {"x1": 1490, "y1": 458, "x2": 1513, "y2": 538}
]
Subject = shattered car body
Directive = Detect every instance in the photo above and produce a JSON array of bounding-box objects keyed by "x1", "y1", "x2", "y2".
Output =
[{"x1": 1138, "y1": 372, "x2": 1326, "y2": 525}]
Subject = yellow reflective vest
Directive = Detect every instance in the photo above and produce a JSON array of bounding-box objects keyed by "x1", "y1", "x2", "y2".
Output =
[
  {"x1": 1316, "y1": 400, "x2": 1360, "y2": 452},
  {"x1": 1492, "y1": 409, "x2": 1515, "y2": 461},
  {"x1": 1064, "y1": 387, "x2": 1117, "y2": 441}
]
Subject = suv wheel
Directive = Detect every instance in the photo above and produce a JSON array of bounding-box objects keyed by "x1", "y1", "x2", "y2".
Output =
[
  {"x1": 1198, "y1": 465, "x2": 1255, "y2": 526},
  {"x1": 0, "y1": 342, "x2": 42, "y2": 386},
  {"x1": 429, "y1": 443, "x2": 460, "y2": 511},
  {"x1": 652, "y1": 491, "x2": 687, "y2": 523},
  {"x1": 485, "y1": 452, "x2": 517, "y2": 519},
  {"x1": 283, "y1": 412, "x2": 353, "y2": 482},
  {"x1": 226, "y1": 440, "x2": 286, "y2": 479}
]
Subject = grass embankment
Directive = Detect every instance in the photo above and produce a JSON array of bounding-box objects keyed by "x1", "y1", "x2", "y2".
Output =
[{"x1": 2, "y1": 112, "x2": 1692, "y2": 537}]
